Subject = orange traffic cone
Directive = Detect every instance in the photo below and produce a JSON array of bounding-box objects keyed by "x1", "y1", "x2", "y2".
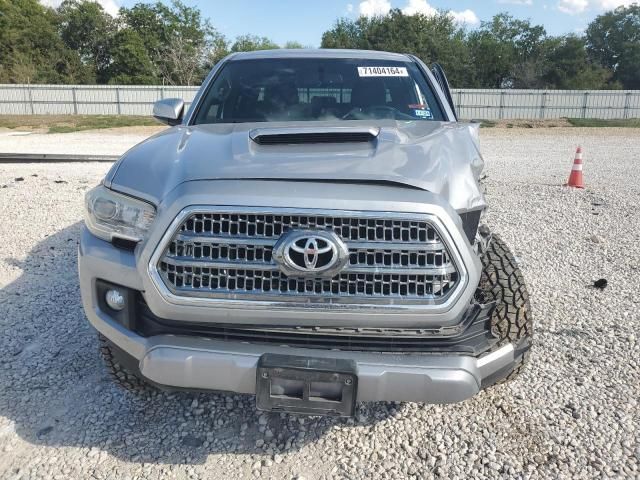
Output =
[{"x1": 565, "y1": 147, "x2": 584, "y2": 189}]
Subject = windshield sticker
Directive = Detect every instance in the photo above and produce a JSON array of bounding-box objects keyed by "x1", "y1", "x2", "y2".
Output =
[
  {"x1": 414, "y1": 109, "x2": 433, "y2": 119},
  {"x1": 358, "y1": 66, "x2": 409, "y2": 77}
]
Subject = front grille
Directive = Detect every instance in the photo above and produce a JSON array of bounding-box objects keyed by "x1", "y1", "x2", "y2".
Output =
[{"x1": 155, "y1": 208, "x2": 462, "y2": 305}]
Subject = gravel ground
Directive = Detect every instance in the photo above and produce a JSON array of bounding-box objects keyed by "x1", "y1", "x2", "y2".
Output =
[
  {"x1": 0, "y1": 127, "x2": 639, "y2": 479},
  {"x1": 0, "y1": 126, "x2": 164, "y2": 156}
]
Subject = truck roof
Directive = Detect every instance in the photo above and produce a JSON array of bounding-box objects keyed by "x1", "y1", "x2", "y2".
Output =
[{"x1": 229, "y1": 49, "x2": 412, "y2": 62}]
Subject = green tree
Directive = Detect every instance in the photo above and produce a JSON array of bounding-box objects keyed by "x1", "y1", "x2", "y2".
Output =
[
  {"x1": 203, "y1": 35, "x2": 231, "y2": 69},
  {"x1": 231, "y1": 35, "x2": 280, "y2": 52},
  {"x1": 0, "y1": 0, "x2": 88, "y2": 83},
  {"x1": 0, "y1": 0, "x2": 632, "y2": 89},
  {"x1": 56, "y1": 0, "x2": 115, "y2": 82},
  {"x1": 204, "y1": 33, "x2": 282, "y2": 68},
  {"x1": 586, "y1": 5, "x2": 640, "y2": 89},
  {"x1": 543, "y1": 35, "x2": 611, "y2": 89},
  {"x1": 118, "y1": 0, "x2": 224, "y2": 85},
  {"x1": 466, "y1": 29, "x2": 514, "y2": 88},
  {"x1": 283, "y1": 41, "x2": 306, "y2": 49},
  {"x1": 106, "y1": 28, "x2": 156, "y2": 84},
  {"x1": 467, "y1": 14, "x2": 548, "y2": 88},
  {"x1": 321, "y1": 10, "x2": 471, "y2": 87},
  {"x1": 321, "y1": 18, "x2": 366, "y2": 49}
]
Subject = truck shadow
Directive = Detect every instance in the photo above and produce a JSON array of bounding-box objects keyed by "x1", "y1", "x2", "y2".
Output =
[{"x1": 0, "y1": 222, "x2": 401, "y2": 465}]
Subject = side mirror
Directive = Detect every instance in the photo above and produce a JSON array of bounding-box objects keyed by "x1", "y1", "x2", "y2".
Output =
[{"x1": 153, "y1": 98, "x2": 185, "y2": 126}]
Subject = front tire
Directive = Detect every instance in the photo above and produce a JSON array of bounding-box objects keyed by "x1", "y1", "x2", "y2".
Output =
[
  {"x1": 99, "y1": 334, "x2": 154, "y2": 394},
  {"x1": 476, "y1": 231, "x2": 533, "y2": 385}
]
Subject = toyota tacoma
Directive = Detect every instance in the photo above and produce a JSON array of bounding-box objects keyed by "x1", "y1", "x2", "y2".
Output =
[{"x1": 79, "y1": 49, "x2": 532, "y2": 417}]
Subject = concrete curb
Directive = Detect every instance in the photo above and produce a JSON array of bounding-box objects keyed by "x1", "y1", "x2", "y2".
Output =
[{"x1": 0, "y1": 153, "x2": 119, "y2": 163}]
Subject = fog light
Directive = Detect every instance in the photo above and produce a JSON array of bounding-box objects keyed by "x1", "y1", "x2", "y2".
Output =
[{"x1": 105, "y1": 289, "x2": 126, "y2": 311}]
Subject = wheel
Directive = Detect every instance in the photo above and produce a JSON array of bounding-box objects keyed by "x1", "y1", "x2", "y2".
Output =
[
  {"x1": 98, "y1": 334, "x2": 154, "y2": 394},
  {"x1": 475, "y1": 230, "x2": 533, "y2": 385}
]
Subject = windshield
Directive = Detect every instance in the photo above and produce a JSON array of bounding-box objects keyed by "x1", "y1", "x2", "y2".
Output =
[{"x1": 192, "y1": 58, "x2": 445, "y2": 124}]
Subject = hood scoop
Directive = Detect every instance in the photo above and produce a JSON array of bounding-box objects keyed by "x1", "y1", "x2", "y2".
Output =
[{"x1": 250, "y1": 126, "x2": 380, "y2": 145}]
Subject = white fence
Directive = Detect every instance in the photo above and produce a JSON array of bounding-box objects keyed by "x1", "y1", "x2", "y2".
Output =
[
  {"x1": 0, "y1": 85, "x2": 199, "y2": 116},
  {"x1": 1, "y1": 84, "x2": 639, "y2": 120},
  {"x1": 452, "y1": 89, "x2": 640, "y2": 120}
]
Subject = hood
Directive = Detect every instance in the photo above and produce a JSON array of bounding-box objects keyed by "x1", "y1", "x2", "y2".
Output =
[{"x1": 107, "y1": 120, "x2": 485, "y2": 212}]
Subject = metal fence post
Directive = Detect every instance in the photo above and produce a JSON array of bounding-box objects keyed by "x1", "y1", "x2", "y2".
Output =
[
  {"x1": 499, "y1": 90, "x2": 505, "y2": 120},
  {"x1": 116, "y1": 87, "x2": 122, "y2": 115},
  {"x1": 72, "y1": 87, "x2": 78, "y2": 115},
  {"x1": 582, "y1": 91, "x2": 589, "y2": 119},
  {"x1": 27, "y1": 84, "x2": 35, "y2": 115},
  {"x1": 540, "y1": 91, "x2": 547, "y2": 119},
  {"x1": 623, "y1": 91, "x2": 631, "y2": 120}
]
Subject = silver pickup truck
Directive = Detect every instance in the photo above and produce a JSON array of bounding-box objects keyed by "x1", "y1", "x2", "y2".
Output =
[{"x1": 79, "y1": 49, "x2": 532, "y2": 417}]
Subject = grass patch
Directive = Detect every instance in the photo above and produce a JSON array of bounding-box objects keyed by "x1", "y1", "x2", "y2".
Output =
[
  {"x1": 479, "y1": 120, "x2": 497, "y2": 128},
  {"x1": 0, "y1": 115, "x2": 159, "y2": 133},
  {"x1": 567, "y1": 118, "x2": 640, "y2": 128}
]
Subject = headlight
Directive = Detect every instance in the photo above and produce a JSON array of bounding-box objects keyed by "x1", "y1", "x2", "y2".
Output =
[{"x1": 84, "y1": 185, "x2": 156, "y2": 242}]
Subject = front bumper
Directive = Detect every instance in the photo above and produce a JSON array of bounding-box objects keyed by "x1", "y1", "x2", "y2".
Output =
[
  {"x1": 88, "y1": 298, "x2": 516, "y2": 403},
  {"x1": 78, "y1": 180, "x2": 504, "y2": 403},
  {"x1": 138, "y1": 337, "x2": 516, "y2": 403},
  {"x1": 80, "y1": 231, "x2": 516, "y2": 403}
]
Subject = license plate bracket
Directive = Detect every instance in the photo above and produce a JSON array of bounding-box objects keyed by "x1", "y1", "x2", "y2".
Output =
[{"x1": 256, "y1": 354, "x2": 357, "y2": 417}]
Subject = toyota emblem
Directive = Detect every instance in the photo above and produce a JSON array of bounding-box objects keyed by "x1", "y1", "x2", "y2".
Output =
[{"x1": 273, "y1": 230, "x2": 349, "y2": 277}]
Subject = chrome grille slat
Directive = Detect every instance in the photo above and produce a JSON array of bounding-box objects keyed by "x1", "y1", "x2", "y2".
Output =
[
  {"x1": 348, "y1": 247, "x2": 450, "y2": 269},
  {"x1": 178, "y1": 212, "x2": 440, "y2": 243},
  {"x1": 347, "y1": 241, "x2": 445, "y2": 251},
  {"x1": 156, "y1": 208, "x2": 462, "y2": 304},
  {"x1": 163, "y1": 257, "x2": 278, "y2": 270},
  {"x1": 174, "y1": 233, "x2": 277, "y2": 246},
  {"x1": 161, "y1": 256, "x2": 457, "y2": 275},
  {"x1": 342, "y1": 265, "x2": 457, "y2": 275},
  {"x1": 161, "y1": 269, "x2": 452, "y2": 298}
]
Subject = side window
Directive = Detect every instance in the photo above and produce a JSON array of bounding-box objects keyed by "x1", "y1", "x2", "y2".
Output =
[
  {"x1": 204, "y1": 104, "x2": 219, "y2": 122},
  {"x1": 195, "y1": 73, "x2": 231, "y2": 123}
]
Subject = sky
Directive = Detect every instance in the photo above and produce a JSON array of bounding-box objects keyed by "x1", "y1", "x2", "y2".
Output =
[{"x1": 40, "y1": 0, "x2": 637, "y2": 46}]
